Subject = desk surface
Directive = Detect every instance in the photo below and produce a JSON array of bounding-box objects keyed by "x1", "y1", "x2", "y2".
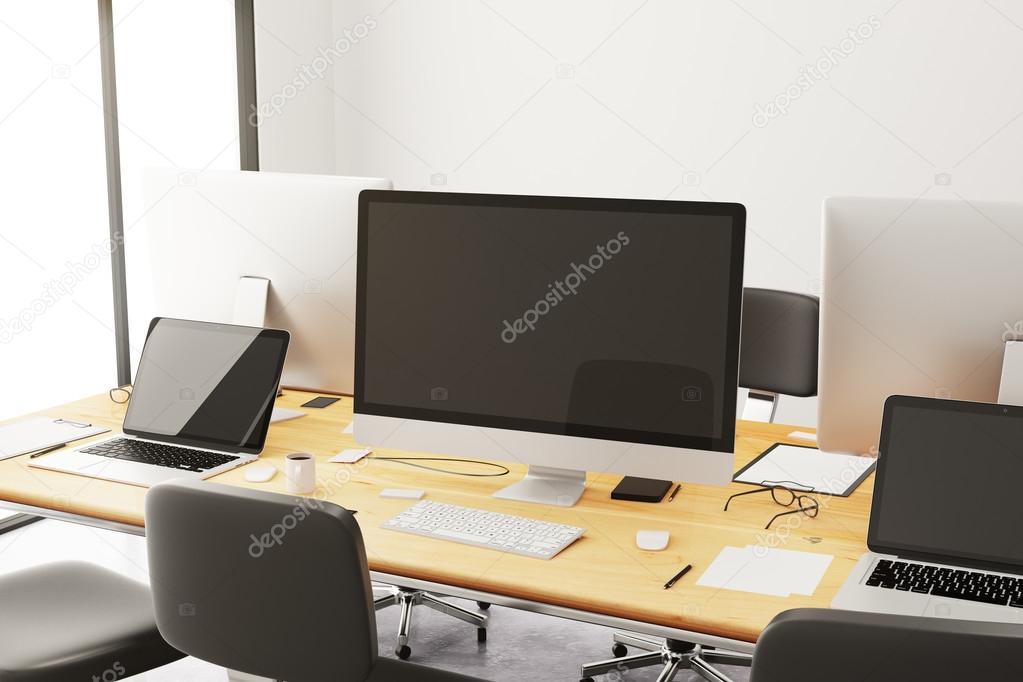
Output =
[{"x1": 0, "y1": 390, "x2": 872, "y2": 644}]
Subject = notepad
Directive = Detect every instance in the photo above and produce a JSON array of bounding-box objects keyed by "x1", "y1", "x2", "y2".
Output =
[
  {"x1": 0, "y1": 417, "x2": 109, "y2": 461},
  {"x1": 734, "y1": 443, "x2": 876, "y2": 496},
  {"x1": 696, "y1": 545, "x2": 833, "y2": 597}
]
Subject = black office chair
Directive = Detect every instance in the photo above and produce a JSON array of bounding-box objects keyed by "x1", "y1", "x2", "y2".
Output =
[
  {"x1": 750, "y1": 608, "x2": 1023, "y2": 681},
  {"x1": 581, "y1": 288, "x2": 820, "y2": 681},
  {"x1": 0, "y1": 561, "x2": 184, "y2": 681},
  {"x1": 145, "y1": 478, "x2": 487, "y2": 682},
  {"x1": 738, "y1": 287, "x2": 819, "y2": 422}
]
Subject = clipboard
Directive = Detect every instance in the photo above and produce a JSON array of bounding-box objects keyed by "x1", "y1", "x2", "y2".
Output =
[
  {"x1": 733, "y1": 442, "x2": 876, "y2": 497},
  {"x1": 0, "y1": 417, "x2": 110, "y2": 460}
]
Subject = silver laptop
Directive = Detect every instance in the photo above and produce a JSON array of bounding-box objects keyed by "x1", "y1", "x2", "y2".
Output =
[
  {"x1": 833, "y1": 395, "x2": 1023, "y2": 624},
  {"x1": 32, "y1": 318, "x2": 289, "y2": 487}
]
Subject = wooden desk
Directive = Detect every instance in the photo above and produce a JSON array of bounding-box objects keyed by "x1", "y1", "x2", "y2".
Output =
[{"x1": 0, "y1": 390, "x2": 872, "y2": 650}]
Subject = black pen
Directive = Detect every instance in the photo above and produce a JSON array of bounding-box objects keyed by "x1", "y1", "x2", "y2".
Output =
[
  {"x1": 667, "y1": 483, "x2": 682, "y2": 502},
  {"x1": 29, "y1": 443, "x2": 66, "y2": 459},
  {"x1": 663, "y1": 564, "x2": 692, "y2": 589}
]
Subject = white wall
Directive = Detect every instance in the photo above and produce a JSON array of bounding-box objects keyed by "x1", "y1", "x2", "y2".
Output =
[
  {"x1": 254, "y1": 0, "x2": 1023, "y2": 427},
  {"x1": 252, "y1": 0, "x2": 337, "y2": 174}
]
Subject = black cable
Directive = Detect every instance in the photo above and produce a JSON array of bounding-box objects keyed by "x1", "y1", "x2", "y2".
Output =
[{"x1": 368, "y1": 455, "x2": 510, "y2": 477}]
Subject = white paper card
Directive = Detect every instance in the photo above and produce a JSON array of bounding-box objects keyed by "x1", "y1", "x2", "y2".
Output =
[
  {"x1": 786, "y1": 430, "x2": 817, "y2": 442},
  {"x1": 697, "y1": 546, "x2": 792, "y2": 597},
  {"x1": 696, "y1": 545, "x2": 833, "y2": 597},
  {"x1": 735, "y1": 445, "x2": 875, "y2": 495},
  {"x1": 330, "y1": 448, "x2": 371, "y2": 463},
  {"x1": 782, "y1": 550, "x2": 834, "y2": 596}
]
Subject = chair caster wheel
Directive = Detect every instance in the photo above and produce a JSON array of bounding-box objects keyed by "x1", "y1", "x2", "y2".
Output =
[
  {"x1": 580, "y1": 678, "x2": 595, "y2": 682},
  {"x1": 396, "y1": 645, "x2": 412, "y2": 660},
  {"x1": 476, "y1": 601, "x2": 490, "y2": 610},
  {"x1": 612, "y1": 642, "x2": 628, "y2": 657},
  {"x1": 477, "y1": 627, "x2": 487, "y2": 642}
]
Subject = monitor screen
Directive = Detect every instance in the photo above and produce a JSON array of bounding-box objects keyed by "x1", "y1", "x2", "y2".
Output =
[
  {"x1": 355, "y1": 191, "x2": 745, "y2": 452},
  {"x1": 124, "y1": 318, "x2": 289, "y2": 452},
  {"x1": 870, "y1": 397, "x2": 1023, "y2": 571}
]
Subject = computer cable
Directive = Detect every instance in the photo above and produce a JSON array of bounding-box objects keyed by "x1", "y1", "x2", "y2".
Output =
[{"x1": 368, "y1": 455, "x2": 510, "y2": 477}]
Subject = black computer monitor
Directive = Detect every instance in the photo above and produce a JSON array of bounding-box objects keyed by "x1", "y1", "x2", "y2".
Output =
[{"x1": 354, "y1": 190, "x2": 745, "y2": 506}]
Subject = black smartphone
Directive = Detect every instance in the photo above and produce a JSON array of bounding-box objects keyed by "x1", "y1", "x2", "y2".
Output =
[{"x1": 301, "y1": 396, "x2": 341, "y2": 408}]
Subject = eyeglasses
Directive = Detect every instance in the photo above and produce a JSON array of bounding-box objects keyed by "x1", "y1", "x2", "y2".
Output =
[
  {"x1": 723, "y1": 482, "x2": 819, "y2": 529},
  {"x1": 109, "y1": 385, "x2": 132, "y2": 404}
]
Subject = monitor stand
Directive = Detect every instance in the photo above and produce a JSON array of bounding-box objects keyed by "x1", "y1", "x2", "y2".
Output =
[
  {"x1": 231, "y1": 276, "x2": 299, "y2": 424},
  {"x1": 492, "y1": 466, "x2": 586, "y2": 507},
  {"x1": 998, "y1": 340, "x2": 1023, "y2": 406}
]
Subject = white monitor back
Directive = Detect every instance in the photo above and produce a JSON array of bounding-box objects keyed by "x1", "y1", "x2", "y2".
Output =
[
  {"x1": 140, "y1": 168, "x2": 392, "y2": 394},
  {"x1": 819, "y1": 196, "x2": 1023, "y2": 454}
]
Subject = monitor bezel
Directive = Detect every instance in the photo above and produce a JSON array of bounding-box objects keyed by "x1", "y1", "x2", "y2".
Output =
[
  {"x1": 868, "y1": 394, "x2": 1023, "y2": 574},
  {"x1": 355, "y1": 190, "x2": 746, "y2": 453}
]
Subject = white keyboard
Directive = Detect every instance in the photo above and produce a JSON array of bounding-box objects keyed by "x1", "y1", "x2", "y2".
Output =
[{"x1": 382, "y1": 500, "x2": 586, "y2": 560}]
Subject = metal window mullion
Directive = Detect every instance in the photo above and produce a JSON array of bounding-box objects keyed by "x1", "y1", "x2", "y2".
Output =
[
  {"x1": 235, "y1": 0, "x2": 259, "y2": 171},
  {"x1": 97, "y1": 0, "x2": 131, "y2": 386}
]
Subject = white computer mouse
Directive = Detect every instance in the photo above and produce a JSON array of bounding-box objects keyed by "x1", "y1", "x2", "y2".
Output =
[
  {"x1": 636, "y1": 530, "x2": 670, "y2": 551},
  {"x1": 244, "y1": 464, "x2": 277, "y2": 483}
]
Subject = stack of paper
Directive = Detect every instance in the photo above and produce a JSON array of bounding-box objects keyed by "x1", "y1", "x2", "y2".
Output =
[{"x1": 696, "y1": 545, "x2": 833, "y2": 597}]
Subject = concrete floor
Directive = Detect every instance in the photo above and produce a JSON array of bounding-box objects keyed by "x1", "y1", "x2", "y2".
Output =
[{"x1": 0, "y1": 518, "x2": 751, "y2": 681}]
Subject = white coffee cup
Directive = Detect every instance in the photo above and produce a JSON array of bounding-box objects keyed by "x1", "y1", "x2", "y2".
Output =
[{"x1": 284, "y1": 452, "x2": 316, "y2": 494}]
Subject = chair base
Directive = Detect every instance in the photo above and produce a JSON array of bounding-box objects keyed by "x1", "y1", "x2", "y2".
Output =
[
  {"x1": 580, "y1": 632, "x2": 751, "y2": 682},
  {"x1": 374, "y1": 586, "x2": 488, "y2": 660}
]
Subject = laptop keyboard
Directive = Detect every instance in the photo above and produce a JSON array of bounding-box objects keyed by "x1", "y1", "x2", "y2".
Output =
[
  {"x1": 867, "y1": 559, "x2": 1023, "y2": 607},
  {"x1": 80, "y1": 438, "x2": 240, "y2": 473}
]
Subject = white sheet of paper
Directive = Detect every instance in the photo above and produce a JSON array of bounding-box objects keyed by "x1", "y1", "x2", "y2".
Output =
[
  {"x1": 330, "y1": 448, "x2": 371, "y2": 463},
  {"x1": 696, "y1": 545, "x2": 834, "y2": 597},
  {"x1": 0, "y1": 417, "x2": 109, "y2": 460},
  {"x1": 342, "y1": 422, "x2": 354, "y2": 434},
  {"x1": 696, "y1": 546, "x2": 792, "y2": 597},
  {"x1": 735, "y1": 445, "x2": 875, "y2": 495},
  {"x1": 786, "y1": 430, "x2": 817, "y2": 442},
  {"x1": 270, "y1": 408, "x2": 306, "y2": 423},
  {"x1": 776, "y1": 549, "x2": 834, "y2": 595}
]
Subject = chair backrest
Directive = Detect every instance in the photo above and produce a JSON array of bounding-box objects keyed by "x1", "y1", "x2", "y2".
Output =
[
  {"x1": 739, "y1": 288, "x2": 819, "y2": 397},
  {"x1": 750, "y1": 608, "x2": 1023, "y2": 681},
  {"x1": 145, "y1": 479, "x2": 376, "y2": 682}
]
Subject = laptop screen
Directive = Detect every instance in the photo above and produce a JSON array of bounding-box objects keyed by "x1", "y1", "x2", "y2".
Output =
[
  {"x1": 123, "y1": 318, "x2": 289, "y2": 453},
  {"x1": 870, "y1": 396, "x2": 1023, "y2": 572}
]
